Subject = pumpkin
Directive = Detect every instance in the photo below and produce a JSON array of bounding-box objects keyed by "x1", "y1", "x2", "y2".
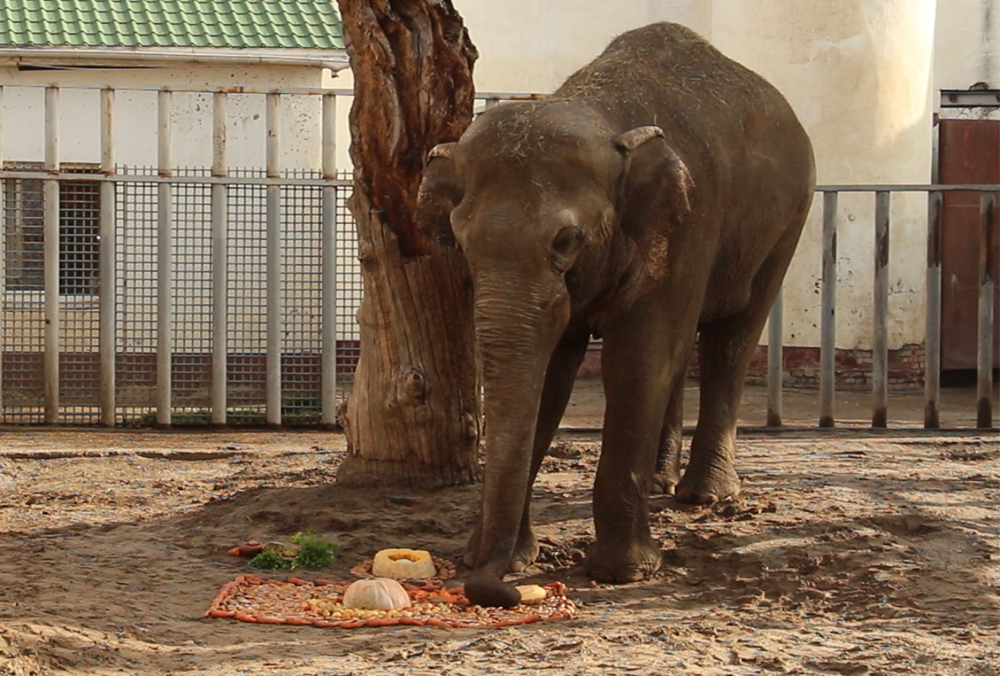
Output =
[
  {"x1": 342, "y1": 578, "x2": 412, "y2": 610},
  {"x1": 371, "y1": 548, "x2": 437, "y2": 579}
]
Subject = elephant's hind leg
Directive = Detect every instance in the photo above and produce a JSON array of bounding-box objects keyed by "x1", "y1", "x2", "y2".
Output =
[
  {"x1": 652, "y1": 365, "x2": 688, "y2": 495},
  {"x1": 676, "y1": 220, "x2": 804, "y2": 504}
]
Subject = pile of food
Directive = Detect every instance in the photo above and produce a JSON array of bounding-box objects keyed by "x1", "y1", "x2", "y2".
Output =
[{"x1": 207, "y1": 547, "x2": 576, "y2": 629}]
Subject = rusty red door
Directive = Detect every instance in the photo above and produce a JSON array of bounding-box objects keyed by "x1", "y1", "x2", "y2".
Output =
[{"x1": 938, "y1": 118, "x2": 1000, "y2": 371}]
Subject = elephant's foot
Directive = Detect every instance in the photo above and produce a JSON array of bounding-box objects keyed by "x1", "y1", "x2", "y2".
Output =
[
  {"x1": 508, "y1": 528, "x2": 540, "y2": 573},
  {"x1": 585, "y1": 535, "x2": 663, "y2": 583},
  {"x1": 652, "y1": 463, "x2": 683, "y2": 496},
  {"x1": 462, "y1": 523, "x2": 539, "y2": 573},
  {"x1": 674, "y1": 453, "x2": 740, "y2": 504}
]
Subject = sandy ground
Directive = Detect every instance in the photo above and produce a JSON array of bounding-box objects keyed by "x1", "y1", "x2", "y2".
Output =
[{"x1": 0, "y1": 381, "x2": 997, "y2": 675}]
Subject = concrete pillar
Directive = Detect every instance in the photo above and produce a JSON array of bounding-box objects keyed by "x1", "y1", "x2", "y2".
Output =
[{"x1": 712, "y1": 0, "x2": 938, "y2": 351}]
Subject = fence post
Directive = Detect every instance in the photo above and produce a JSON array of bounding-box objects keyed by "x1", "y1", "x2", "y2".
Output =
[
  {"x1": 872, "y1": 191, "x2": 890, "y2": 428},
  {"x1": 211, "y1": 92, "x2": 228, "y2": 425},
  {"x1": 44, "y1": 86, "x2": 60, "y2": 424},
  {"x1": 767, "y1": 288, "x2": 783, "y2": 427},
  {"x1": 819, "y1": 191, "x2": 838, "y2": 427},
  {"x1": 266, "y1": 93, "x2": 282, "y2": 425},
  {"x1": 321, "y1": 93, "x2": 339, "y2": 426},
  {"x1": 924, "y1": 190, "x2": 943, "y2": 428},
  {"x1": 977, "y1": 191, "x2": 996, "y2": 429},
  {"x1": 156, "y1": 90, "x2": 173, "y2": 426},
  {"x1": 99, "y1": 88, "x2": 116, "y2": 426}
]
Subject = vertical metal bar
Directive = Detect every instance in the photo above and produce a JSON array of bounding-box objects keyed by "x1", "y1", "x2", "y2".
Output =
[
  {"x1": 766, "y1": 288, "x2": 783, "y2": 427},
  {"x1": 819, "y1": 191, "x2": 838, "y2": 427},
  {"x1": 99, "y1": 88, "x2": 116, "y2": 426},
  {"x1": 44, "y1": 86, "x2": 60, "y2": 424},
  {"x1": 977, "y1": 191, "x2": 996, "y2": 429},
  {"x1": 872, "y1": 191, "x2": 890, "y2": 428},
  {"x1": 211, "y1": 92, "x2": 228, "y2": 425},
  {"x1": 156, "y1": 90, "x2": 172, "y2": 426},
  {"x1": 266, "y1": 92, "x2": 282, "y2": 425},
  {"x1": 924, "y1": 191, "x2": 943, "y2": 429},
  {"x1": 321, "y1": 93, "x2": 338, "y2": 426}
]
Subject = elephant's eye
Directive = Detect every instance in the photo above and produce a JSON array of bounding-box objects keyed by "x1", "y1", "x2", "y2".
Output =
[{"x1": 549, "y1": 225, "x2": 584, "y2": 272}]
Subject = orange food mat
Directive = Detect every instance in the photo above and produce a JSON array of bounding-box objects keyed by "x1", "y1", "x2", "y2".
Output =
[{"x1": 206, "y1": 575, "x2": 577, "y2": 629}]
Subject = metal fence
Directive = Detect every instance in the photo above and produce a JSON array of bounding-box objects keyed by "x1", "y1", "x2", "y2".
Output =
[
  {"x1": 765, "y1": 185, "x2": 997, "y2": 430},
  {"x1": 1, "y1": 84, "x2": 360, "y2": 425},
  {"x1": 0, "y1": 85, "x2": 996, "y2": 428}
]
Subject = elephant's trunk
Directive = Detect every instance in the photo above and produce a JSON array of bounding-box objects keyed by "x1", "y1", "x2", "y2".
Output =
[{"x1": 464, "y1": 276, "x2": 564, "y2": 608}]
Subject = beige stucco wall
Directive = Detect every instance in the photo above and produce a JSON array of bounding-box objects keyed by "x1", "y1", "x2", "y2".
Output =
[{"x1": 934, "y1": 0, "x2": 998, "y2": 92}]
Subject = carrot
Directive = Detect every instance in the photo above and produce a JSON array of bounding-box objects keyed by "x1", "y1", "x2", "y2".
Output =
[
  {"x1": 436, "y1": 590, "x2": 459, "y2": 603},
  {"x1": 228, "y1": 547, "x2": 243, "y2": 556},
  {"x1": 207, "y1": 609, "x2": 236, "y2": 618},
  {"x1": 233, "y1": 612, "x2": 258, "y2": 623},
  {"x1": 367, "y1": 617, "x2": 401, "y2": 627},
  {"x1": 287, "y1": 577, "x2": 308, "y2": 586},
  {"x1": 398, "y1": 617, "x2": 424, "y2": 626},
  {"x1": 338, "y1": 620, "x2": 365, "y2": 629},
  {"x1": 425, "y1": 618, "x2": 450, "y2": 628},
  {"x1": 284, "y1": 616, "x2": 312, "y2": 626},
  {"x1": 256, "y1": 616, "x2": 285, "y2": 625},
  {"x1": 314, "y1": 578, "x2": 332, "y2": 586}
]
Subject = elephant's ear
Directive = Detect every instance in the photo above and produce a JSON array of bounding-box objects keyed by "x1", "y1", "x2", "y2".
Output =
[
  {"x1": 613, "y1": 126, "x2": 694, "y2": 281},
  {"x1": 415, "y1": 143, "x2": 464, "y2": 248}
]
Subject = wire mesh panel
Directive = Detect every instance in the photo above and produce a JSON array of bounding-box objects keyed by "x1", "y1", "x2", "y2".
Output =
[
  {"x1": 335, "y1": 176, "x2": 362, "y2": 399},
  {"x1": 281, "y1": 170, "x2": 324, "y2": 423},
  {"x1": 227, "y1": 170, "x2": 268, "y2": 422},
  {"x1": 2, "y1": 169, "x2": 46, "y2": 421},
  {"x1": 57, "y1": 170, "x2": 102, "y2": 422},
  {"x1": 171, "y1": 169, "x2": 214, "y2": 422},
  {"x1": 3, "y1": 145, "x2": 364, "y2": 426},
  {"x1": 116, "y1": 167, "x2": 159, "y2": 424},
  {"x1": 2, "y1": 163, "x2": 102, "y2": 422}
]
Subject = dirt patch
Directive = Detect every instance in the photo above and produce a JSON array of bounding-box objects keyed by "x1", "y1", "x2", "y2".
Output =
[{"x1": 0, "y1": 429, "x2": 997, "y2": 675}]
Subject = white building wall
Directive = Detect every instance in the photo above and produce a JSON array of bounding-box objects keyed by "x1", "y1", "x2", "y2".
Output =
[
  {"x1": 935, "y1": 0, "x2": 998, "y2": 92},
  {"x1": 0, "y1": 63, "x2": 328, "y2": 169}
]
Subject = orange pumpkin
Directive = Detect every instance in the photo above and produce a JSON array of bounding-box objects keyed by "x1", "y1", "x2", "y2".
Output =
[{"x1": 342, "y1": 578, "x2": 412, "y2": 610}]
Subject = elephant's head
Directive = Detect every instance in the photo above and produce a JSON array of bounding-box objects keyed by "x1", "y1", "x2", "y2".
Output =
[{"x1": 415, "y1": 101, "x2": 693, "y2": 607}]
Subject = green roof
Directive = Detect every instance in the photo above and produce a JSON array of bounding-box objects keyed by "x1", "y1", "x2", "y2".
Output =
[{"x1": 0, "y1": 0, "x2": 343, "y2": 50}]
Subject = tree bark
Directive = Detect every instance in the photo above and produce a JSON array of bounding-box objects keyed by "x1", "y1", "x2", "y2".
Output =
[{"x1": 336, "y1": 0, "x2": 481, "y2": 488}]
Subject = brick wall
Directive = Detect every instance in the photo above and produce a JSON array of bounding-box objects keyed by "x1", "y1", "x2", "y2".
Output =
[{"x1": 576, "y1": 343, "x2": 926, "y2": 392}]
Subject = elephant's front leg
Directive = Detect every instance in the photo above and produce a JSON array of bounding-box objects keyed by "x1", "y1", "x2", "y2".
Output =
[
  {"x1": 464, "y1": 332, "x2": 589, "y2": 572},
  {"x1": 587, "y1": 315, "x2": 695, "y2": 583}
]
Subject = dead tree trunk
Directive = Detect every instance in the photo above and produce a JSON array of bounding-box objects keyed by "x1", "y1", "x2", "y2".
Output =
[{"x1": 336, "y1": 0, "x2": 481, "y2": 488}]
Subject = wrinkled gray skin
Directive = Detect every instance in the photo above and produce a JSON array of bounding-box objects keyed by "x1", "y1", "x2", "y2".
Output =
[{"x1": 416, "y1": 23, "x2": 815, "y2": 608}]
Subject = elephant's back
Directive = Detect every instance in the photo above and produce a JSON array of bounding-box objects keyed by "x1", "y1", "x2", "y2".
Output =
[
  {"x1": 557, "y1": 22, "x2": 814, "y2": 213},
  {"x1": 556, "y1": 22, "x2": 809, "y2": 162}
]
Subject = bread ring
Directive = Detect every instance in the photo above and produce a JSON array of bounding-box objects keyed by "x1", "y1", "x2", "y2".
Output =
[{"x1": 371, "y1": 548, "x2": 437, "y2": 579}]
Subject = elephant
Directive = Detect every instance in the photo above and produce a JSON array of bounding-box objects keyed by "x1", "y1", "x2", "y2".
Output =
[{"x1": 415, "y1": 22, "x2": 815, "y2": 608}]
